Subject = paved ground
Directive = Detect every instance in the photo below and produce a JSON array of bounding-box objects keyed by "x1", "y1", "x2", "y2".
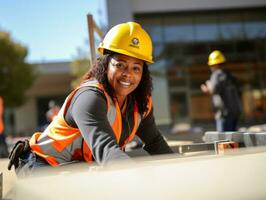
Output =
[{"x1": 0, "y1": 159, "x2": 17, "y2": 199}]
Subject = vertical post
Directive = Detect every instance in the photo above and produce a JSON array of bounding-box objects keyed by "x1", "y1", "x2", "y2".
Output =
[
  {"x1": 87, "y1": 14, "x2": 96, "y2": 66},
  {"x1": 0, "y1": 172, "x2": 3, "y2": 200}
]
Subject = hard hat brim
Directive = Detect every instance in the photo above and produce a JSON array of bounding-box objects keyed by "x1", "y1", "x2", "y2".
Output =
[
  {"x1": 98, "y1": 46, "x2": 154, "y2": 64},
  {"x1": 208, "y1": 59, "x2": 225, "y2": 66}
]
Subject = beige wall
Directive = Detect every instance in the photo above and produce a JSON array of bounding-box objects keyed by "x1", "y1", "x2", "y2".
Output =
[
  {"x1": 13, "y1": 62, "x2": 73, "y2": 135},
  {"x1": 130, "y1": 0, "x2": 266, "y2": 13},
  {"x1": 15, "y1": 97, "x2": 38, "y2": 134},
  {"x1": 152, "y1": 75, "x2": 171, "y2": 125},
  {"x1": 27, "y1": 74, "x2": 72, "y2": 96}
]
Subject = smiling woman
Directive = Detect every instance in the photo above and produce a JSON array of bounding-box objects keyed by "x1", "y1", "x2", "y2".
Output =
[
  {"x1": 107, "y1": 54, "x2": 144, "y2": 108},
  {"x1": 8, "y1": 22, "x2": 174, "y2": 177}
]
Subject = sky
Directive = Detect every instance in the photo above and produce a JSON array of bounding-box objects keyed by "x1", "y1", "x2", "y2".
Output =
[{"x1": 0, "y1": 0, "x2": 104, "y2": 63}]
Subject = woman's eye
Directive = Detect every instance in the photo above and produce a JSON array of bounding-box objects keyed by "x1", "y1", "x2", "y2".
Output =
[
  {"x1": 133, "y1": 67, "x2": 141, "y2": 73},
  {"x1": 116, "y1": 63, "x2": 125, "y2": 69}
]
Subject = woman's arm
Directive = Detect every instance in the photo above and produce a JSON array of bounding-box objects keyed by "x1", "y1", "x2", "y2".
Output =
[
  {"x1": 65, "y1": 87, "x2": 130, "y2": 165},
  {"x1": 136, "y1": 108, "x2": 173, "y2": 155}
]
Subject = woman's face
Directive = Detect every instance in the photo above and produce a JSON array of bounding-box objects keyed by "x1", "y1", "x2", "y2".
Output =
[{"x1": 107, "y1": 54, "x2": 144, "y2": 102}]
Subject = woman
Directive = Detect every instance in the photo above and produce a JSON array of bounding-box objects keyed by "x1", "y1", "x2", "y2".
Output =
[{"x1": 8, "y1": 22, "x2": 173, "y2": 174}]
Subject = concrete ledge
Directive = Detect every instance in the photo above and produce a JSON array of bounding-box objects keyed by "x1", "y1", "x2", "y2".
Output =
[{"x1": 204, "y1": 131, "x2": 266, "y2": 147}]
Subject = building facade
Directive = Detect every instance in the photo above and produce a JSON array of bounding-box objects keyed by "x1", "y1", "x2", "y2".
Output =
[
  {"x1": 9, "y1": 0, "x2": 266, "y2": 135},
  {"x1": 101, "y1": 0, "x2": 266, "y2": 127},
  {"x1": 8, "y1": 62, "x2": 73, "y2": 136}
]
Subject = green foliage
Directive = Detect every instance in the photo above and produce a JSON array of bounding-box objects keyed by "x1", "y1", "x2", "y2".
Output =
[
  {"x1": 0, "y1": 31, "x2": 36, "y2": 107},
  {"x1": 70, "y1": 48, "x2": 91, "y2": 88}
]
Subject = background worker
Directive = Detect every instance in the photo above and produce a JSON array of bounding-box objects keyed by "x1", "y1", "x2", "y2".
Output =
[
  {"x1": 45, "y1": 100, "x2": 60, "y2": 123},
  {"x1": 8, "y1": 22, "x2": 173, "y2": 175},
  {"x1": 38, "y1": 100, "x2": 61, "y2": 131},
  {"x1": 0, "y1": 96, "x2": 9, "y2": 158},
  {"x1": 200, "y1": 50, "x2": 242, "y2": 132}
]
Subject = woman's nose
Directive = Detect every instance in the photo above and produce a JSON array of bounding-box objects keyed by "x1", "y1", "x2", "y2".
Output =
[{"x1": 122, "y1": 67, "x2": 131, "y2": 77}]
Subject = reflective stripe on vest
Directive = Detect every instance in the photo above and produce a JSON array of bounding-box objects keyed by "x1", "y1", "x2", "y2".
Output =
[{"x1": 30, "y1": 80, "x2": 152, "y2": 166}]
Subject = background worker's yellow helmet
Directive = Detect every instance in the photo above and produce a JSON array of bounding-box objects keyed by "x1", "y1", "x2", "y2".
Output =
[
  {"x1": 208, "y1": 50, "x2": 226, "y2": 66},
  {"x1": 98, "y1": 22, "x2": 153, "y2": 64}
]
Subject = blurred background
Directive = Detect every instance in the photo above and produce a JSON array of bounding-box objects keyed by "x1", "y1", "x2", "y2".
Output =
[{"x1": 1, "y1": 0, "x2": 266, "y2": 141}]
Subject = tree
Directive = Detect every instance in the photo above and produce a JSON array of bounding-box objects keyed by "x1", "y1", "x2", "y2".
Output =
[
  {"x1": 70, "y1": 47, "x2": 91, "y2": 88},
  {"x1": 0, "y1": 31, "x2": 35, "y2": 107},
  {"x1": 70, "y1": 28, "x2": 103, "y2": 88}
]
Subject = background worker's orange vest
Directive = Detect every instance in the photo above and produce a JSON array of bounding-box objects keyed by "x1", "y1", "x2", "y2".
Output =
[{"x1": 0, "y1": 97, "x2": 4, "y2": 134}]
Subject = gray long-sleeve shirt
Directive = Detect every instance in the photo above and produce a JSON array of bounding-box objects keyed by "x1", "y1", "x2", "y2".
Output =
[{"x1": 64, "y1": 87, "x2": 173, "y2": 164}]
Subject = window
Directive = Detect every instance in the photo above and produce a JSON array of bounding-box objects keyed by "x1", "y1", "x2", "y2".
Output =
[
  {"x1": 218, "y1": 12, "x2": 244, "y2": 40},
  {"x1": 243, "y1": 9, "x2": 266, "y2": 39},
  {"x1": 195, "y1": 14, "x2": 219, "y2": 41},
  {"x1": 164, "y1": 15, "x2": 194, "y2": 42},
  {"x1": 138, "y1": 18, "x2": 163, "y2": 43}
]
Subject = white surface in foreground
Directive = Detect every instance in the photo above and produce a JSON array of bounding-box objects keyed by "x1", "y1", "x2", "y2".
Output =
[{"x1": 13, "y1": 147, "x2": 266, "y2": 200}]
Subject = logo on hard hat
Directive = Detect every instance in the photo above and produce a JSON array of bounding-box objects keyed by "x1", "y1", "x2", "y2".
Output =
[
  {"x1": 129, "y1": 38, "x2": 139, "y2": 48},
  {"x1": 132, "y1": 38, "x2": 139, "y2": 45}
]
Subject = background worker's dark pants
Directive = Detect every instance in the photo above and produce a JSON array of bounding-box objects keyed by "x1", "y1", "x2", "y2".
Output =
[
  {"x1": 0, "y1": 134, "x2": 9, "y2": 158},
  {"x1": 216, "y1": 116, "x2": 239, "y2": 132}
]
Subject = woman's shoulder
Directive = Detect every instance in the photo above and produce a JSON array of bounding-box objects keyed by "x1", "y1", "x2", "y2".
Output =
[
  {"x1": 74, "y1": 86, "x2": 106, "y2": 101},
  {"x1": 68, "y1": 86, "x2": 108, "y2": 115}
]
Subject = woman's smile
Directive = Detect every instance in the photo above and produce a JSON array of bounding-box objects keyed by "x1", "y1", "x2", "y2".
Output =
[
  {"x1": 118, "y1": 80, "x2": 131, "y2": 87},
  {"x1": 107, "y1": 54, "x2": 144, "y2": 106}
]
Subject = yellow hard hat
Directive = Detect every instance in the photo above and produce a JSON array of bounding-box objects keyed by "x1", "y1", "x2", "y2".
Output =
[
  {"x1": 98, "y1": 22, "x2": 153, "y2": 64},
  {"x1": 208, "y1": 50, "x2": 226, "y2": 66}
]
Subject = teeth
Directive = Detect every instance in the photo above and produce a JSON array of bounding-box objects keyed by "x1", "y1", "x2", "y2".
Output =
[{"x1": 119, "y1": 80, "x2": 130, "y2": 86}]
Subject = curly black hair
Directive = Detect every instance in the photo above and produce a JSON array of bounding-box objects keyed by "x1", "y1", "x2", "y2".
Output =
[{"x1": 82, "y1": 51, "x2": 153, "y2": 115}]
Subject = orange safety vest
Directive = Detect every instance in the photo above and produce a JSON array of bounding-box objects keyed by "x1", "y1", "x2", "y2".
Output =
[
  {"x1": 0, "y1": 97, "x2": 4, "y2": 134},
  {"x1": 30, "y1": 80, "x2": 152, "y2": 166}
]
